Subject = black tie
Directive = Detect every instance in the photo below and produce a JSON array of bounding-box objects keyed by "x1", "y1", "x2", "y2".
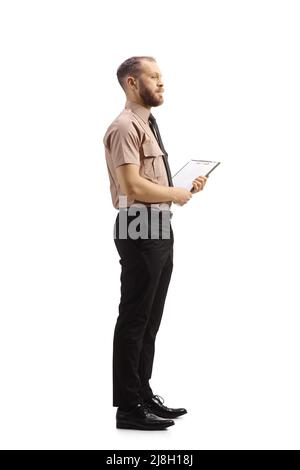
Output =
[{"x1": 148, "y1": 113, "x2": 174, "y2": 187}]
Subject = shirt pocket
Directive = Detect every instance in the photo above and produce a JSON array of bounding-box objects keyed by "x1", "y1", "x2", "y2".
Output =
[{"x1": 142, "y1": 141, "x2": 163, "y2": 179}]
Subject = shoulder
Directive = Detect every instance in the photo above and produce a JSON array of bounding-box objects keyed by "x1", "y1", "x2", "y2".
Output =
[{"x1": 103, "y1": 110, "x2": 141, "y2": 146}]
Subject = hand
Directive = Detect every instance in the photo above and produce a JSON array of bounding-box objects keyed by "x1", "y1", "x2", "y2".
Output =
[
  {"x1": 171, "y1": 187, "x2": 193, "y2": 206},
  {"x1": 191, "y1": 175, "x2": 208, "y2": 193}
]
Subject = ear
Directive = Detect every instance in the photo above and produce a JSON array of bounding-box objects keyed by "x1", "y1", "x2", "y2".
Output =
[{"x1": 127, "y1": 76, "x2": 137, "y2": 89}]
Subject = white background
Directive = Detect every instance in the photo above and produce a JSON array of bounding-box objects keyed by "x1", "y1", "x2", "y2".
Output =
[{"x1": 0, "y1": 0, "x2": 300, "y2": 450}]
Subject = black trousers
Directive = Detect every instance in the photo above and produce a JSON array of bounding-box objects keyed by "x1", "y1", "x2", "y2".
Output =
[{"x1": 112, "y1": 208, "x2": 174, "y2": 410}]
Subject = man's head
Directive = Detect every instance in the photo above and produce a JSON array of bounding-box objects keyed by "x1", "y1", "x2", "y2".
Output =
[{"x1": 116, "y1": 56, "x2": 164, "y2": 108}]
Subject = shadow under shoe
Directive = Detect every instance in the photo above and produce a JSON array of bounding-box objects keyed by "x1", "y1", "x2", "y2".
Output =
[{"x1": 116, "y1": 403, "x2": 175, "y2": 430}]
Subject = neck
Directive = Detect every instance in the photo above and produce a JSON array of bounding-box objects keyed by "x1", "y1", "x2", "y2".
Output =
[{"x1": 126, "y1": 95, "x2": 151, "y2": 110}]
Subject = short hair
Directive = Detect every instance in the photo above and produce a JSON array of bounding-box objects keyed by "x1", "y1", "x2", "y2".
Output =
[{"x1": 116, "y1": 56, "x2": 156, "y2": 90}]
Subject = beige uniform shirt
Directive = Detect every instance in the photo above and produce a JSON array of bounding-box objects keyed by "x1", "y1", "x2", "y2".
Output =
[{"x1": 103, "y1": 100, "x2": 172, "y2": 211}]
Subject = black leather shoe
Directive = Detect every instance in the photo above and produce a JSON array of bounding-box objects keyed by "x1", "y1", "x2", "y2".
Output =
[
  {"x1": 116, "y1": 403, "x2": 175, "y2": 430},
  {"x1": 144, "y1": 395, "x2": 187, "y2": 419}
]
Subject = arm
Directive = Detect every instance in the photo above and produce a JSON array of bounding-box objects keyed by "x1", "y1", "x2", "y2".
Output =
[
  {"x1": 116, "y1": 164, "x2": 193, "y2": 206},
  {"x1": 106, "y1": 121, "x2": 194, "y2": 206}
]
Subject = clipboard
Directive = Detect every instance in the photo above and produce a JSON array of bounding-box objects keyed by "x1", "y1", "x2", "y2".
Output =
[{"x1": 172, "y1": 159, "x2": 221, "y2": 191}]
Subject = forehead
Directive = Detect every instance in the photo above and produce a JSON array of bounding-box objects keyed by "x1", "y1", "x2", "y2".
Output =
[{"x1": 140, "y1": 60, "x2": 162, "y2": 75}]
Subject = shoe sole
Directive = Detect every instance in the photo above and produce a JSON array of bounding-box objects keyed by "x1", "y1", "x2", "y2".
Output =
[
  {"x1": 117, "y1": 421, "x2": 174, "y2": 431},
  {"x1": 149, "y1": 411, "x2": 187, "y2": 419}
]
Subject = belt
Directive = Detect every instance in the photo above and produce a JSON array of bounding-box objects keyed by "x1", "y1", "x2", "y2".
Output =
[{"x1": 118, "y1": 206, "x2": 173, "y2": 219}]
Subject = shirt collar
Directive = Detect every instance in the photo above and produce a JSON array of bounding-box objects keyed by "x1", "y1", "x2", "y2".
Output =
[{"x1": 125, "y1": 99, "x2": 151, "y2": 124}]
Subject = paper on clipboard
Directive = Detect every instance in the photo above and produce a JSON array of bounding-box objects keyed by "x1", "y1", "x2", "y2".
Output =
[{"x1": 172, "y1": 159, "x2": 220, "y2": 191}]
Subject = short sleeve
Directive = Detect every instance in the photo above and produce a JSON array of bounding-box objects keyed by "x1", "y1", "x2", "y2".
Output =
[{"x1": 106, "y1": 120, "x2": 140, "y2": 169}]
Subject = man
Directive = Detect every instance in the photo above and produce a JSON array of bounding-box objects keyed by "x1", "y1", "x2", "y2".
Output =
[{"x1": 103, "y1": 56, "x2": 208, "y2": 430}]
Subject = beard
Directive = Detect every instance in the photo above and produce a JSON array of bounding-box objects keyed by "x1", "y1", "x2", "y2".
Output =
[{"x1": 138, "y1": 80, "x2": 163, "y2": 107}]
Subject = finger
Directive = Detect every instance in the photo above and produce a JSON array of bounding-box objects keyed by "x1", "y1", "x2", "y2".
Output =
[
  {"x1": 198, "y1": 177, "x2": 207, "y2": 184},
  {"x1": 194, "y1": 180, "x2": 205, "y2": 188},
  {"x1": 193, "y1": 181, "x2": 203, "y2": 191},
  {"x1": 197, "y1": 177, "x2": 207, "y2": 187}
]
